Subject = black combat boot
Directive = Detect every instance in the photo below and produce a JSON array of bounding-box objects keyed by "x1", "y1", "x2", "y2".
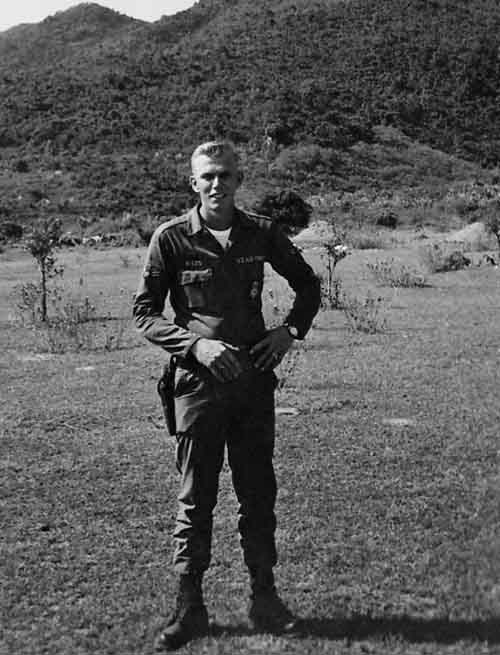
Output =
[
  {"x1": 248, "y1": 568, "x2": 298, "y2": 634},
  {"x1": 154, "y1": 572, "x2": 209, "y2": 651}
]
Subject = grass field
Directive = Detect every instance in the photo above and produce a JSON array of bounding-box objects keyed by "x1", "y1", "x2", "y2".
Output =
[{"x1": 1, "y1": 230, "x2": 500, "y2": 654}]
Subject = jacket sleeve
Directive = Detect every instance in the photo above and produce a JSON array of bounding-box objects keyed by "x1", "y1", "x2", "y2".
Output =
[
  {"x1": 132, "y1": 227, "x2": 200, "y2": 357},
  {"x1": 268, "y1": 223, "x2": 321, "y2": 339}
]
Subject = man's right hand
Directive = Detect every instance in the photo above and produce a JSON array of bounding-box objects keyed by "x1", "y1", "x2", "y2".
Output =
[{"x1": 191, "y1": 338, "x2": 243, "y2": 382}]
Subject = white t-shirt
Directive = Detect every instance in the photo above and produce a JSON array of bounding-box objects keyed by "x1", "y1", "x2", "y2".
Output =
[{"x1": 207, "y1": 227, "x2": 232, "y2": 250}]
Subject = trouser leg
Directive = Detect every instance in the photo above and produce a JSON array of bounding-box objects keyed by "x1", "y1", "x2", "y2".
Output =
[
  {"x1": 227, "y1": 402, "x2": 277, "y2": 571},
  {"x1": 173, "y1": 422, "x2": 225, "y2": 575}
]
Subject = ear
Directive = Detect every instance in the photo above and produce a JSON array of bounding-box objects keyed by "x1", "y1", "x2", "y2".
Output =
[{"x1": 190, "y1": 175, "x2": 199, "y2": 193}]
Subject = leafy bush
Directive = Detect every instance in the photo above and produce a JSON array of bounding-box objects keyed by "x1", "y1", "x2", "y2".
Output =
[
  {"x1": 342, "y1": 291, "x2": 388, "y2": 334},
  {"x1": 12, "y1": 281, "x2": 45, "y2": 325},
  {"x1": 251, "y1": 190, "x2": 312, "y2": 235},
  {"x1": 43, "y1": 310, "x2": 129, "y2": 353},
  {"x1": 376, "y1": 211, "x2": 398, "y2": 229},
  {"x1": 347, "y1": 231, "x2": 390, "y2": 250},
  {"x1": 368, "y1": 258, "x2": 428, "y2": 287},
  {"x1": 418, "y1": 243, "x2": 472, "y2": 273},
  {"x1": 0, "y1": 221, "x2": 24, "y2": 241},
  {"x1": 43, "y1": 294, "x2": 98, "y2": 352}
]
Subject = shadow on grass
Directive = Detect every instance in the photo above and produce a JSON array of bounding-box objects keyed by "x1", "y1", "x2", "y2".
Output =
[
  {"x1": 211, "y1": 614, "x2": 500, "y2": 644},
  {"x1": 296, "y1": 614, "x2": 500, "y2": 644}
]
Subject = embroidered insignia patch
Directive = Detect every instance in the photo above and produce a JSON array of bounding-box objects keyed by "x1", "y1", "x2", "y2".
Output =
[
  {"x1": 236, "y1": 255, "x2": 265, "y2": 264},
  {"x1": 185, "y1": 259, "x2": 205, "y2": 269}
]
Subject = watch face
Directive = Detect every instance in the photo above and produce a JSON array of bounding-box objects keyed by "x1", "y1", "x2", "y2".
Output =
[{"x1": 288, "y1": 325, "x2": 299, "y2": 339}]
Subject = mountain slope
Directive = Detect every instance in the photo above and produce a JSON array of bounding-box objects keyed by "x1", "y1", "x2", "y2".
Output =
[
  {"x1": 0, "y1": 3, "x2": 144, "y2": 70},
  {"x1": 1, "y1": 0, "x2": 499, "y2": 160},
  {"x1": 0, "y1": 0, "x2": 499, "y2": 223}
]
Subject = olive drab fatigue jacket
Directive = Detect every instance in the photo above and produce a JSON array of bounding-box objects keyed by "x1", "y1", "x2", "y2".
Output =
[{"x1": 133, "y1": 206, "x2": 321, "y2": 358}]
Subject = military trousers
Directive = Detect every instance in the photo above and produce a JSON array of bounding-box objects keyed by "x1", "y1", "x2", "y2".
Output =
[{"x1": 172, "y1": 359, "x2": 278, "y2": 575}]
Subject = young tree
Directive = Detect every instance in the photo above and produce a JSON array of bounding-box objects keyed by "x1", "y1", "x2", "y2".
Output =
[{"x1": 25, "y1": 209, "x2": 62, "y2": 322}]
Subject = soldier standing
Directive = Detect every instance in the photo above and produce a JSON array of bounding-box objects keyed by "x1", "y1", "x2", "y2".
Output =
[{"x1": 133, "y1": 141, "x2": 321, "y2": 650}]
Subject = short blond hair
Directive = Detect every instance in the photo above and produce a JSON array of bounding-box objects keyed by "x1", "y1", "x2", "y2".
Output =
[{"x1": 190, "y1": 140, "x2": 239, "y2": 172}]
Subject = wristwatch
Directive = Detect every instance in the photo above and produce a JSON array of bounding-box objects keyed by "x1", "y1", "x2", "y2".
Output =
[{"x1": 283, "y1": 323, "x2": 300, "y2": 339}]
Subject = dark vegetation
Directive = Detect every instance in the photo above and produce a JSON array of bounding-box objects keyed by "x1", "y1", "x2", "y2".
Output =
[
  {"x1": 1, "y1": 0, "x2": 500, "y2": 230},
  {"x1": 251, "y1": 190, "x2": 312, "y2": 235}
]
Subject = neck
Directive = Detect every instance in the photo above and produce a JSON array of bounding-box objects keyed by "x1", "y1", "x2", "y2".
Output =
[{"x1": 200, "y1": 204, "x2": 234, "y2": 230}]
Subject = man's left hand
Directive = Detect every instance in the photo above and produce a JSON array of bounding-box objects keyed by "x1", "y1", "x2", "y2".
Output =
[{"x1": 250, "y1": 326, "x2": 294, "y2": 371}]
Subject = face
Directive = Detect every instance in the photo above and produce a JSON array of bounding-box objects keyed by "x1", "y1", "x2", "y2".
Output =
[{"x1": 190, "y1": 152, "x2": 242, "y2": 215}]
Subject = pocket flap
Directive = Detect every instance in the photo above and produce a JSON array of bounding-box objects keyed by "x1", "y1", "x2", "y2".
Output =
[{"x1": 179, "y1": 269, "x2": 213, "y2": 284}]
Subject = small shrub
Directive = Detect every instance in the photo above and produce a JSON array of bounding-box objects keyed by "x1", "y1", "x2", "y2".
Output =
[
  {"x1": 43, "y1": 295, "x2": 98, "y2": 353},
  {"x1": 12, "y1": 281, "x2": 44, "y2": 325},
  {"x1": 376, "y1": 211, "x2": 398, "y2": 229},
  {"x1": 251, "y1": 190, "x2": 312, "y2": 235},
  {"x1": 418, "y1": 243, "x2": 471, "y2": 273},
  {"x1": 348, "y1": 231, "x2": 390, "y2": 250},
  {"x1": 14, "y1": 159, "x2": 29, "y2": 173},
  {"x1": 342, "y1": 292, "x2": 388, "y2": 334},
  {"x1": 11, "y1": 275, "x2": 131, "y2": 353},
  {"x1": 367, "y1": 258, "x2": 428, "y2": 287},
  {"x1": 0, "y1": 221, "x2": 23, "y2": 241},
  {"x1": 319, "y1": 273, "x2": 343, "y2": 309}
]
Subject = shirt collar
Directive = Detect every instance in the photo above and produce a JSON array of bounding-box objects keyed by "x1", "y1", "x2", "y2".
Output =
[{"x1": 186, "y1": 205, "x2": 254, "y2": 236}]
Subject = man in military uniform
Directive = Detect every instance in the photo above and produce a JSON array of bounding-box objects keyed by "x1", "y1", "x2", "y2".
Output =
[{"x1": 133, "y1": 141, "x2": 320, "y2": 650}]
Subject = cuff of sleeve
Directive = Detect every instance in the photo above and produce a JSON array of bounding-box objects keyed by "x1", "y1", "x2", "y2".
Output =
[{"x1": 184, "y1": 336, "x2": 202, "y2": 358}]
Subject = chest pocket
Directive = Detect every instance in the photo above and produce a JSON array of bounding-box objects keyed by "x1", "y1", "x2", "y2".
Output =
[{"x1": 179, "y1": 269, "x2": 213, "y2": 309}]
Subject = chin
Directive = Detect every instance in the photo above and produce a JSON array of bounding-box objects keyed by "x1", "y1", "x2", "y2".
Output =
[{"x1": 211, "y1": 198, "x2": 228, "y2": 208}]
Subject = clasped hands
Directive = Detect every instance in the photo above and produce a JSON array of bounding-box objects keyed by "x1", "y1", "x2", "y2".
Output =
[{"x1": 191, "y1": 327, "x2": 293, "y2": 382}]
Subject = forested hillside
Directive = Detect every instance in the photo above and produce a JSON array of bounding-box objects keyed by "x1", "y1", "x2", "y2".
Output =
[{"x1": 1, "y1": 0, "x2": 499, "y2": 225}]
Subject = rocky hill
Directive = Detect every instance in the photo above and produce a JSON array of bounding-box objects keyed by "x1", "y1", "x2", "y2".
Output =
[{"x1": 1, "y1": 0, "x2": 499, "y2": 225}]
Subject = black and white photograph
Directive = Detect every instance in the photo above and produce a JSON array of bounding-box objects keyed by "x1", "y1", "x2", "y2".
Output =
[{"x1": 1, "y1": 1, "x2": 499, "y2": 653}]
